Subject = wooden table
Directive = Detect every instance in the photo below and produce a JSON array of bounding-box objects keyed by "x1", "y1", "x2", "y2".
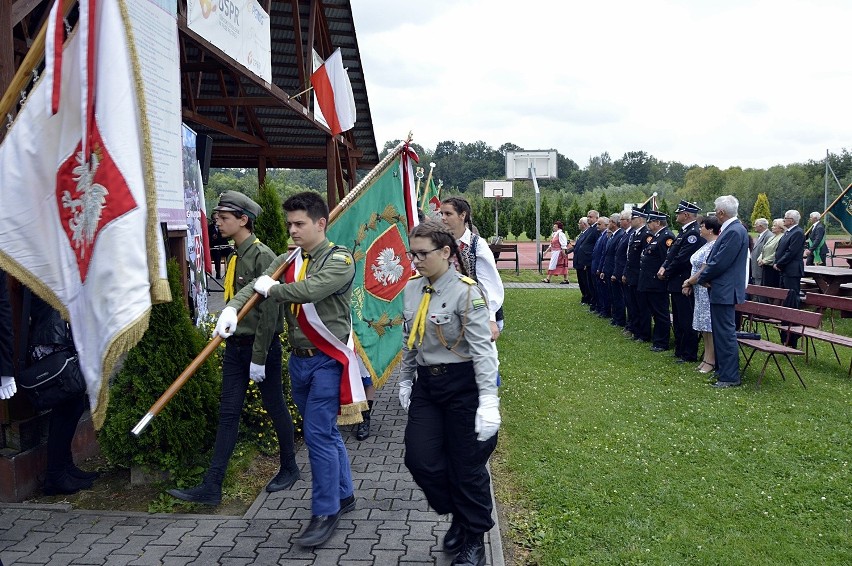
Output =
[{"x1": 803, "y1": 265, "x2": 852, "y2": 295}]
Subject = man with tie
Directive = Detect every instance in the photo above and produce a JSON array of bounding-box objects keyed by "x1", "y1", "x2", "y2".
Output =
[
  {"x1": 567, "y1": 217, "x2": 593, "y2": 305},
  {"x1": 692, "y1": 195, "x2": 750, "y2": 387},
  {"x1": 638, "y1": 211, "x2": 675, "y2": 352},
  {"x1": 804, "y1": 211, "x2": 828, "y2": 266},
  {"x1": 773, "y1": 209, "x2": 806, "y2": 308},
  {"x1": 750, "y1": 218, "x2": 771, "y2": 285},
  {"x1": 622, "y1": 209, "x2": 649, "y2": 340}
]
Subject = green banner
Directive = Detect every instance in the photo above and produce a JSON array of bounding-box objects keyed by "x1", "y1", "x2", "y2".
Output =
[
  {"x1": 828, "y1": 185, "x2": 852, "y2": 236},
  {"x1": 327, "y1": 157, "x2": 415, "y2": 387}
]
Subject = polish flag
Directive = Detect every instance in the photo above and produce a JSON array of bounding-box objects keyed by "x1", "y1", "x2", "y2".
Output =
[{"x1": 310, "y1": 48, "x2": 356, "y2": 136}]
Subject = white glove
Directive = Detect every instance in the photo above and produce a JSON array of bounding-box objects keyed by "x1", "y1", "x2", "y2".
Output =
[
  {"x1": 249, "y1": 362, "x2": 266, "y2": 383},
  {"x1": 0, "y1": 376, "x2": 16, "y2": 400},
  {"x1": 253, "y1": 275, "x2": 280, "y2": 297},
  {"x1": 398, "y1": 380, "x2": 413, "y2": 412},
  {"x1": 475, "y1": 395, "x2": 501, "y2": 441},
  {"x1": 213, "y1": 306, "x2": 238, "y2": 338}
]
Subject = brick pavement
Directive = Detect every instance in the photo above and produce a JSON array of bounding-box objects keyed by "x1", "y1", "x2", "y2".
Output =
[{"x1": 0, "y1": 381, "x2": 505, "y2": 565}]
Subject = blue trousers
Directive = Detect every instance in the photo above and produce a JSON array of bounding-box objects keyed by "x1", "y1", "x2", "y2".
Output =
[
  {"x1": 206, "y1": 337, "x2": 296, "y2": 487},
  {"x1": 710, "y1": 303, "x2": 740, "y2": 383},
  {"x1": 290, "y1": 351, "x2": 354, "y2": 516}
]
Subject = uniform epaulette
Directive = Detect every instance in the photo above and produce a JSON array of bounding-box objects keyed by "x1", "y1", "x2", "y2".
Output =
[
  {"x1": 409, "y1": 273, "x2": 423, "y2": 280},
  {"x1": 458, "y1": 275, "x2": 477, "y2": 285}
]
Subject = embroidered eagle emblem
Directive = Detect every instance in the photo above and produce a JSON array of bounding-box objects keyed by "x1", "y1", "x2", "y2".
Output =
[
  {"x1": 371, "y1": 247, "x2": 404, "y2": 287},
  {"x1": 62, "y1": 148, "x2": 108, "y2": 259}
]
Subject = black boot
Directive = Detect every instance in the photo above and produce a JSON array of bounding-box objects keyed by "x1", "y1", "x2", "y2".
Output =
[
  {"x1": 443, "y1": 516, "x2": 467, "y2": 553},
  {"x1": 167, "y1": 482, "x2": 222, "y2": 506},
  {"x1": 266, "y1": 466, "x2": 301, "y2": 492},
  {"x1": 66, "y1": 459, "x2": 100, "y2": 481},
  {"x1": 451, "y1": 532, "x2": 485, "y2": 566},
  {"x1": 43, "y1": 470, "x2": 93, "y2": 496},
  {"x1": 355, "y1": 400, "x2": 373, "y2": 441}
]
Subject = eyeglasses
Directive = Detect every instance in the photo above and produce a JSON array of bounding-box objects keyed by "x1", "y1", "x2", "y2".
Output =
[{"x1": 406, "y1": 248, "x2": 442, "y2": 261}]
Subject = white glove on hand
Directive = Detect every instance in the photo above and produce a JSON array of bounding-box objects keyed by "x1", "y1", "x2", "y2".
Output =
[
  {"x1": 475, "y1": 394, "x2": 501, "y2": 441},
  {"x1": 213, "y1": 306, "x2": 238, "y2": 339},
  {"x1": 398, "y1": 380, "x2": 413, "y2": 412},
  {"x1": 249, "y1": 362, "x2": 266, "y2": 383},
  {"x1": 253, "y1": 275, "x2": 280, "y2": 298},
  {"x1": 0, "y1": 376, "x2": 16, "y2": 400}
]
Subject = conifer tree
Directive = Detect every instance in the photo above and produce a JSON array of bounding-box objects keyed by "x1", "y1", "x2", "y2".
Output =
[{"x1": 751, "y1": 193, "x2": 772, "y2": 229}]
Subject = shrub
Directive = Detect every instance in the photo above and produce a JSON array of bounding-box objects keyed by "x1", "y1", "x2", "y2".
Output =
[
  {"x1": 254, "y1": 181, "x2": 289, "y2": 255},
  {"x1": 98, "y1": 259, "x2": 221, "y2": 475}
]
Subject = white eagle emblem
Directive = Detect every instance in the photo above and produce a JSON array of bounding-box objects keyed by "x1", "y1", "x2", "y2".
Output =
[
  {"x1": 371, "y1": 247, "x2": 404, "y2": 287},
  {"x1": 62, "y1": 149, "x2": 108, "y2": 258}
]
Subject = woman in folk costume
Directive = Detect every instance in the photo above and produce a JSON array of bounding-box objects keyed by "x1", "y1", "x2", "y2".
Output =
[
  {"x1": 542, "y1": 221, "x2": 570, "y2": 284},
  {"x1": 398, "y1": 221, "x2": 500, "y2": 566}
]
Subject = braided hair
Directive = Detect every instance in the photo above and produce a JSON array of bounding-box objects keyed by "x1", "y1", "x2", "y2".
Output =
[
  {"x1": 441, "y1": 196, "x2": 474, "y2": 233},
  {"x1": 408, "y1": 220, "x2": 469, "y2": 277}
]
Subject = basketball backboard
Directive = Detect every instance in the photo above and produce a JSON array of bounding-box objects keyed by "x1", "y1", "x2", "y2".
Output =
[
  {"x1": 483, "y1": 180, "x2": 513, "y2": 198},
  {"x1": 505, "y1": 150, "x2": 557, "y2": 180}
]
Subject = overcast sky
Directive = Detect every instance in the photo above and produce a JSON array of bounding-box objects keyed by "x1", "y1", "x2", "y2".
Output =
[{"x1": 350, "y1": 0, "x2": 850, "y2": 170}]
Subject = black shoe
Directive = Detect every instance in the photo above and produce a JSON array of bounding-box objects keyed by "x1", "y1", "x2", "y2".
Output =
[
  {"x1": 340, "y1": 494, "x2": 356, "y2": 514},
  {"x1": 451, "y1": 535, "x2": 485, "y2": 566},
  {"x1": 167, "y1": 483, "x2": 222, "y2": 506},
  {"x1": 266, "y1": 467, "x2": 300, "y2": 492},
  {"x1": 67, "y1": 463, "x2": 100, "y2": 481},
  {"x1": 297, "y1": 513, "x2": 341, "y2": 547},
  {"x1": 43, "y1": 471, "x2": 93, "y2": 496},
  {"x1": 355, "y1": 408, "x2": 371, "y2": 441},
  {"x1": 650, "y1": 346, "x2": 668, "y2": 352},
  {"x1": 443, "y1": 517, "x2": 467, "y2": 553},
  {"x1": 711, "y1": 380, "x2": 742, "y2": 388}
]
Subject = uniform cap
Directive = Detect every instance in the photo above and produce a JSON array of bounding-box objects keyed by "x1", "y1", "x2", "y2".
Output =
[
  {"x1": 631, "y1": 207, "x2": 648, "y2": 219},
  {"x1": 647, "y1": 211, "x2": 668, "y2": 222},
  {"x1": 214, "y1": 191, "x2": 262, "y2": 219},
  {"x1": 674, "y1": 200, "x2": 701, "y2": 214}
]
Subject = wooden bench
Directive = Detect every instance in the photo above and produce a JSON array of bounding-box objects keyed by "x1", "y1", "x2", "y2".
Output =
[
  {"x1": 735, "y1": 301, "x2": 823, "y2": 388},
  {"x1": 829, "y1": 240, "x2": 852, "y2": 266},
  {"x1": 489, "y1": 244, "x2": 519, "y2": 274},
  {"x1": 788, "y1": 293, "x2": 852, "y2": 377},
  {"x1": 742, "y1": 284, "x2": 790, "y2": 334}
]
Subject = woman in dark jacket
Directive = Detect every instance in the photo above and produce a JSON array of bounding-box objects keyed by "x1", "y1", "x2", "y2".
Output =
[{"x1": 27, "y1": 293, "x2": 98, "y2": 495}]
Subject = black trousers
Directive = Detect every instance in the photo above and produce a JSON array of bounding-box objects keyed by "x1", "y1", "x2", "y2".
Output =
[
  {"x1": 46, "y1": 393, "x2": 87, "y2": 476},
  {"x1": 624, "y1": 283, "x2": 639, "y2": 333},
  {"x1": 670, "y1": 292, "x2": 698, "y2": 361},
  {"x1": 610, "y1": 279, "x2": 625, "y2": 326},
  {"x1": 641, "y1": 291, "x2": 670, "y2": 349},
  {"x1": 405, "y1": 362, "x2": 497, "y2": 535},
  {"x1": 582, "y1": 267, "x2": 597, "y2": 307},
  {"x1": 577, "y1": 266, "x2": 591, "y2": 304}
]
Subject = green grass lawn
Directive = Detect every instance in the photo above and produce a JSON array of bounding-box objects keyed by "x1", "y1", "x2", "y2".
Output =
[{"x1": 493, "y1": 289, "x2": 852, "y2": 565}]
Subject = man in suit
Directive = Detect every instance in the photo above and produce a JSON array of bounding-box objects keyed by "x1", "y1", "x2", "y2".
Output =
[
  {"x1": 611, "y1": 213, "x2": 632, "y2": 328},
  {"x1": 773, "y1": 209, "x2": 805, "y2": 307},
  {"x1": 602, "y1": 213, "x2": 625, "y2": 323},
  {"x1": 567, "y1": 217, "x2": 593, "y2": 305},
  {"x1": 582, "y1": 210, "x2": 601, "y2": 309},
  {"x1": 694, "y1": 195, "x2": 750, "y2": 387},
  {"x1": 591, "y1": 216, "x2": 611, "y2": 317},
  {"x1": 660, "y1": 201, "x2": 705, "y2": 363},
  {"x1": 638, "y1": 211, "x2": 675, "y2": 352},
  {"x1": 623, "y1": 209, "x2": 649, "y2": 340},
  {"x1": 750, "y1": 218, "x2": 771, "y2": 285},
  {"x1": 804, "y1": 212, "x2": 829, "y2": 266}
]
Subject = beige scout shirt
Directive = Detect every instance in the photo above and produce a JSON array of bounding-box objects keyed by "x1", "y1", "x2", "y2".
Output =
[
  {"x1": 228, "y1": 238, "x2": 355, "y2": 350},
  {"x1": 227, "y1": 236, "x2": 285, "y2": 365},
  {"x1": 400, "y1": 265, "x2": 498, "y2": 397}
]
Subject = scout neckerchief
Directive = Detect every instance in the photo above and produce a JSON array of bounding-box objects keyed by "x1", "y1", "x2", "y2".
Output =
[
  {"x1": 285, "y1": 246, "x2": 367, "y2": 424},
  {"x1": 407, "y1": 285, "x2": 433, "y2": 349},
  {"x1": 223, "y1": 237, "x2": 260, "y2": 301}
]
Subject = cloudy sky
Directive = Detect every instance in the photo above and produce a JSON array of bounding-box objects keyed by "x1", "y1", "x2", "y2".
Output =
[{"x1": 350, "y1": 0, "x2": 850, "y2": 170}]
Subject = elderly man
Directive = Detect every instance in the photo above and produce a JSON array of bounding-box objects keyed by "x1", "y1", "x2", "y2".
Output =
[
  {"x1": 567, "y1": 217, "x2": 594, "y2": 306},
  {"x1": 591, "y1": 216, "x2": 611, "y2": 317},
  {"x1": 692, "y1": 195, "x2": 750, "y2": 387},
  {"x1": 660, "y1": 201, "x2": 705, "y2": 363},
  {"x1": 622, "y1": 209, "x2": 650, "y2": 340},
  {"x1": 774, "y1": 209, "x2": 805, "y2": 308},
  {"x1": 804, "y1": 211, "x2": 828, "y2": 266},
  {"x1": 750, "y1": 218, "x2": 771, "y2": 284}
]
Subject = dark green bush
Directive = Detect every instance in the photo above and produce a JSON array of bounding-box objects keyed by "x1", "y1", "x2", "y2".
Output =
[
  {"x1": 254, "y1": 182, "x2": 289, "y2": 255},
  {"x1": 98, "y1": 259, "x2": 221, "y2": 474}
]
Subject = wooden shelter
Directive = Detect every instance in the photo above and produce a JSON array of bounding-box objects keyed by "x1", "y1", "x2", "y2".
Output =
[{"x1": 0, "y1": 0, "x2": 379, "y2": 501}]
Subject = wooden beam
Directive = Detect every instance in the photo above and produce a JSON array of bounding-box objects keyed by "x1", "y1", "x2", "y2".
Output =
[
  {"x1": 216, "y1": 145, "x2": 363, "y2": 159},
  {"x1": 193, "y1": 96, "x2": 280, "y2": 107},
  {"x1": 0, "y1": 1, "x2": 13, "y2": 95},
  {"x1": 11, "y1": 0, "x2": 44, "y2": 26},
  {"x1": 181, "y1": 108, "x2": 269, "y2": 147}
]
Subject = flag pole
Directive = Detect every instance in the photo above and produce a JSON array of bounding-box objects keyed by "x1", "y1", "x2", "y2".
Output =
[
  {"x1": 0, "y1": 0, "x2": 76, "y2": 122},
  {"x1": 132, "y1": 136, "x2": 414, "y2": 436},
  {"x1": 419, "y1": 162, "x2": 436, "y2": 210}
]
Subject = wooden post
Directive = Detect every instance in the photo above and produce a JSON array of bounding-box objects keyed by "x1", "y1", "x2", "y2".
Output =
[{"x1": 0, "y1": 1, "x2": 13, "y2": 96}]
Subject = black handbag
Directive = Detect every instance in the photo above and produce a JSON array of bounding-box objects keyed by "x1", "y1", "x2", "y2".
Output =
[
  {"x1": 17, "y1": 350, "x2": 86, "y2": 411},
  {"x1": 16, "y1": 288, "x2": 86, "y2": 411}
]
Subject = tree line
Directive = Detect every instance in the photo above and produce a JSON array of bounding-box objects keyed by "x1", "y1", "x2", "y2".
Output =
[{"x1": 206, "y1": 141, "x2": 852, "y2": 240}]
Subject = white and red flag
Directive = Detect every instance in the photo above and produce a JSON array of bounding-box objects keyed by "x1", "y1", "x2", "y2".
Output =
[
  {"x1": 0, "y1": 0, "x2": 170, "y2": 428},
  {"x1": 310, "y1": 48, "x2": 356, "y2": 136}
]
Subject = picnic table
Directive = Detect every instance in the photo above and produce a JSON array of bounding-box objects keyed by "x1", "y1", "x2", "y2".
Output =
[{"x1": 803, "y1": 265, "x2": 852, "y2": 295}]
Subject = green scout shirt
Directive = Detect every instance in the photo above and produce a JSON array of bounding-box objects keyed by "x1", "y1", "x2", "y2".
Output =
[
  {"x1": 229, "y1": 238, "x2": 355, "y2": 350},
  {"x1": 228, "y1": 236, "x2": 285, "y2": 365}
]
